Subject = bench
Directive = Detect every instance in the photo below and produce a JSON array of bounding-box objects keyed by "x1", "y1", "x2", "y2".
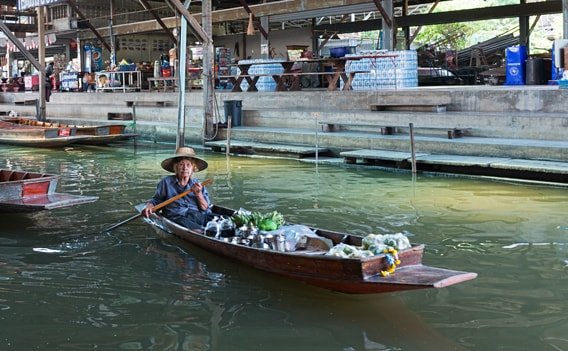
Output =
[
  {"x1": 14, "y1": 99, "x2": 38, "y2": 106},
  {"x1": 369, "y1": 103, "x2": 448, "y2": 113},
  {"x1": 108, "y1": 112, "x2": 133, "y2": 121},
  {"x1": 318, "y1": 121, "x2": 470, "y2": 139},
  {"x1": 125, "y1": 100, "x2": 175, "y2": 107}
]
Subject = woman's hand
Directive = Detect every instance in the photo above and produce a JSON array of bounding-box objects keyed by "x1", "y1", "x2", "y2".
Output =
[
  {"x1": 142, "y1": 203, "x2": 155, "y2": 218},
  {"x1": 191, "y1": 182, "x2": 203, "y2": 195}
]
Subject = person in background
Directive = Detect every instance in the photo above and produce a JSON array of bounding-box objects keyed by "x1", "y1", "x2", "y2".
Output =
[
  {"x1": 45, "y1": 62, "x2": 54, "y2": 77},
  {"x1": 45, "y1": 62, "x2": 54, "y2": 100},
  {"x1": 142, "y1": 147, "x2": 212, "y2": 229}
]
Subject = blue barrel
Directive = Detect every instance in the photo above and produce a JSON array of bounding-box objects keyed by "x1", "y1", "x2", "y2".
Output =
[{"x1": 505, "y1": 46, "x2": 527, "y2": 85}]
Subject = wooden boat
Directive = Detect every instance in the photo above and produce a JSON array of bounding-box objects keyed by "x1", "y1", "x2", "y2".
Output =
[
  {"x1": 1, "y1": 117, "x2": 137, "y2": 145},
  {"x1": 138, "y1": 204, "x2": 477, "y2": 294},
  {"x1": 0, "y1": 169, "x2": 98, "y2": 212},
  {"x1": 0, "y1": 119, "x2": 86, "y2": 147}
]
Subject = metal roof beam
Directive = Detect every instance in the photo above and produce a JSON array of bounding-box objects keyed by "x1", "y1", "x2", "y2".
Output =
[
  {"x1": 68, "y1": 0, "x2": 112, "y2": 51},
  {"x1": 138, "y1": 0, "x2": 177, "y2": 44},
  {"x1": 78, "y1": 0, "x2": 377, "y2": 38},
  {"x1": 316, "y1": 0, "x2": 563, "y2": 33},
  {"x1": 396, "y1": 1, "x2": 562, "y2": 27}
]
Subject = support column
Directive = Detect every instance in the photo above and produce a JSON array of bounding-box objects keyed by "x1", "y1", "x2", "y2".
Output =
[
  {"x1": 176, "y1": 2, "x2": 189, "y2": 148},
  {"x1": 37, "y1": 6, "x2": 46, "y2": 121},
  {"x1": 519, "y1": 0, "x2": 529, "y2": 52},
  {"x1": 564, "y1": 0, "x2": 568, "y2": 38},
  {"x1": 260, "y1": 16, "x2": 269, "y2": 59},
  {"x1": 202, "y1": 0, "x2": 215, "y2": 141},
  {"x1": 381, "y1": 0, "x2": 394, "y2": 51},
  {"x1": 109, "y1": 0, "x2": 116, "y2": 67}
]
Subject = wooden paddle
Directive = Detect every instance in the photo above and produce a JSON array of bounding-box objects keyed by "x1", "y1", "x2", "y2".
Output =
[{"x1": 105, "y1": 178, "x2": 213, "y2": 232}]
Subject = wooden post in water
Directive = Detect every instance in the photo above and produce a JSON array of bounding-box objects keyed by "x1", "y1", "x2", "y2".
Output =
[
  {"x1": 226, "y1": 111, "x2": 232, "y2": 156},
  {"x1": 409, "y1": 123, "x2": 417, "y2": 174}
]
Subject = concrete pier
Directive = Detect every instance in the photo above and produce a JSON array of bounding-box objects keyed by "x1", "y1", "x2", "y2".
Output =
[{"x1": 1, "y1": 85, "x2": 567, "y2": 183}]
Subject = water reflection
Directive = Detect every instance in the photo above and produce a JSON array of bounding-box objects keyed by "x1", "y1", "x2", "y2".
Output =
[{"x1": 0, "y1": 144, "x2": 567, "y2": 350}]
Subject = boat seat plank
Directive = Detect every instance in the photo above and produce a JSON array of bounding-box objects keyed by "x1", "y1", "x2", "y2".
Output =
[
  {"x1": 0, "y1": 170, "x2": 14, "y2": 182},
  {"x1": 12, "y1": 172, "x2": 28, "y2": 181},
  {"x1": 365, "y1": 265, "x2": 478, "y2": 288}
]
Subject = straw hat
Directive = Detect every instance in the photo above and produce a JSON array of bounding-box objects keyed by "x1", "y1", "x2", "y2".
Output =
[{"x1": 161, "y1": 147, "x2": 208, "y2": 173}]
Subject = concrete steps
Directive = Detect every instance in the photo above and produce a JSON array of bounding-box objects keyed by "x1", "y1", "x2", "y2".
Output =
[
  {"x1": 216, "y1": 126, "x2": 568, "y2": 162},
  {"x1": 205, "y1": 140, "x2": 328, "y2": 158},
  {"x1": 241, "y1": 108, "x2": 568, "y2": 141}
]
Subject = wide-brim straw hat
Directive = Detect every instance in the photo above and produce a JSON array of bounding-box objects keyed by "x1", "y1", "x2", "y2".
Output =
[{"x1": 161, "y1": 147, "x2": 208, "y2": 173}]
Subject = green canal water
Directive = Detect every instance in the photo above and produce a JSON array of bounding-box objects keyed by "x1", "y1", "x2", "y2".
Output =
[{"x1": 1, "y1": 143, "x2": 567, "y2": 351}]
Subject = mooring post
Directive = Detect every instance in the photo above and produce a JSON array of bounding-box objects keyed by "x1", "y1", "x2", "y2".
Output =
[{"x1": 409, "y1": 122, "x2": 417, "y2": 174}]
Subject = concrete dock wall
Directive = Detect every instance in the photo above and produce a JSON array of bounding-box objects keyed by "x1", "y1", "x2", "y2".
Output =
[{"x1": 1, "y1": 85, "x2": 566, "y2": 161}]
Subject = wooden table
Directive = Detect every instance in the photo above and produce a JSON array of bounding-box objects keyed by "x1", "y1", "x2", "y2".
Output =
[
  {"x1": 147, "y1": 77, "x2": 178, "y2": 92},
  {"x1": 95, "y1": 71, "x2": 141, "y2": 92},
  {"x1": 219, "y1": 56, "x2": 399, "y2": 92}
]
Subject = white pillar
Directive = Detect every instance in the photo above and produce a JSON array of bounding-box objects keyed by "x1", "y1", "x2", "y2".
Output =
[
  {"x1": 37, "y1": 6, "x2": 46, "y2": 121},
  {"x1": 260, "y1": 16, "x2": 269, "y2": 60},
  {"x1": 564, "y1": 0, "x2": 568, "y2": 38}
]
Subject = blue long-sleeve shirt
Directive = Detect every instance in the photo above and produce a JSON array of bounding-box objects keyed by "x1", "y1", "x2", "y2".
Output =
[{"x1": 149, "y1": 175, "x2": 211, "y2": 219}]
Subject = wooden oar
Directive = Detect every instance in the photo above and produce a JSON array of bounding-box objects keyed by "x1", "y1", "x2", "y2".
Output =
[{"x1": 105, "y1": 178, "x2": 213, "y2": 232}]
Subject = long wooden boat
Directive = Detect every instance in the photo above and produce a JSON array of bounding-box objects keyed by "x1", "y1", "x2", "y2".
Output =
[
  {"x1": 0, "y1": 169, "x2": 98, "y2": 212},
  {"x1": 1, "y1": 117, "x2": 137, "y2": 145},
  {"x1": 138, "y1": 204, "x2": 477, "y2": 294},
  {"x1": 0, "y1": 119, "x2": 86, "y2": 147}
]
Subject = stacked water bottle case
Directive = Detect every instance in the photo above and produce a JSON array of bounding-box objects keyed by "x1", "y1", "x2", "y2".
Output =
[
  {"x1": 344, "y1": 50, "x2": 418, "y2": 90},
  {"x1": 236, "y1": 59, "x2": 285, "y2": 92}
]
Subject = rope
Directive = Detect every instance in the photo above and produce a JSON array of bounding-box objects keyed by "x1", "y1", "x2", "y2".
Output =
[{"x1": 201, "y1": 70, "x2": 219, "y2": 141}]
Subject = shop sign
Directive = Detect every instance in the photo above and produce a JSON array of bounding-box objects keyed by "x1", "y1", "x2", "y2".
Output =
[{"x1": 18, "y1": 0, "x2": 68, "y2": 11}]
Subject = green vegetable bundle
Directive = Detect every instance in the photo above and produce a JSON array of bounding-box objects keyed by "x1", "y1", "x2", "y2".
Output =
[{"x1": 231, "y1": 210, "x2": 285, "y2": 231}]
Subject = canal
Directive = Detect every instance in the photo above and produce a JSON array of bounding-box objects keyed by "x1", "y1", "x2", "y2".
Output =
[{"x1": 1, "y1": 143, "x2": 567, "y2": 351}]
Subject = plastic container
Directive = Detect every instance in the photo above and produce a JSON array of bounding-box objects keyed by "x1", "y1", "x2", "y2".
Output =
[
  {"x1": 223, "y1": 100, "x2": 242, "y2": 126},
  {"x1": 330, "y1": 46, "x2": 352, "y2": 58},
  {"x1": 525, "y1": 58, "x2": 546, "y2": 85},
  {"x1": 505, "y1": 46, "x2": 527, "y2": 85}
]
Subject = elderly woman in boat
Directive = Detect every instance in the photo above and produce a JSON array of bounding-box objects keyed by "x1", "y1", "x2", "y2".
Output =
[{"x1": 142, "y1": 147, "x2": 211, "y2": 229}]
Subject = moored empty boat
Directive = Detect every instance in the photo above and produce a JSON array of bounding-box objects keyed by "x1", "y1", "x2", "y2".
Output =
[
  {"x1": 1, "y1": 117, "x2": 136, "y2": 145},
  {"x1": 0, "y1": 169, "x2": 98, "y2": 212},
  {"x1": 0, "y1": 119, "x2": 85, "y2": 147}
]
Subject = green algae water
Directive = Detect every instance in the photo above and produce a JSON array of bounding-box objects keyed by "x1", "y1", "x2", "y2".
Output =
[{"x1": 1, "y1": 143, "x2": 567, "y2": 351}]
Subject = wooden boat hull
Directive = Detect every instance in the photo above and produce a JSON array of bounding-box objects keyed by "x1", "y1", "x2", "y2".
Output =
[
  {"x1": 140, "y1": 205, "x2": 477, "y2": 294},
  {"x1": 0, "y1": 169, "x2": 98, "y2": 212},
  {"x1": 1, "y1": 118, "x2": 136, "y2": 146},
  {"x1": 0, "y1": 120, "x2": 85, "y2": 147},
  {"x1": 74, "y1": 124, "x2": 137, "y2": 145}
]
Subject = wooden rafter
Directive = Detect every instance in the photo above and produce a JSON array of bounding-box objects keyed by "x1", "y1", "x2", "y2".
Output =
[
  {"x1": 138, "y1": 0, "x2": 177, "y2": 44},
  {"x1": 409, "y1": 0, "x2": 440, "y2": 44},
  {"x1": 165, "y1": 0, "x2": 211, "y2": 44},
  {"x1": 372, "y1": 0, "x2": 393, "y2": 29},
  {"x1": 68, "y1": 0, "x2": 112, "y2": 51},
  {"x1": 0, "y1": 20, "x2": 41, "y2": 70}
]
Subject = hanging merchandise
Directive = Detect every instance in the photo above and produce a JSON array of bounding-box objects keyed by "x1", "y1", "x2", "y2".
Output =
[
  {"x1": 247, "y1": 13, "x2": 254, "y2": 35},
  {"x1": 84, "y1": 44, "x2": 103, "y2": 72}
]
